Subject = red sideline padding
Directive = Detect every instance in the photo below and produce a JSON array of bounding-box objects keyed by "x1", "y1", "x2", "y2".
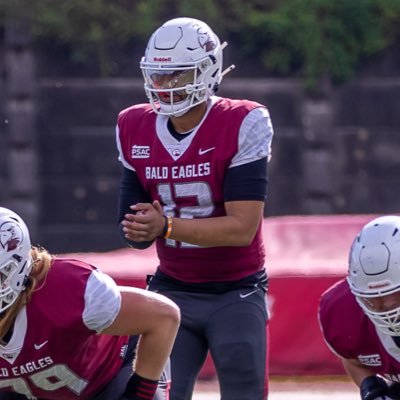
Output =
[{"x1": 63, "y1": 214, "x2": 377, "y2": 376}]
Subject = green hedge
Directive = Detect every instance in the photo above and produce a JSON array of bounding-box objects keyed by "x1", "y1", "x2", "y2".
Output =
[
  {"x1": 244, "y1": 0, "x2": 400, "y2": 89},
  {"x1": 2, "y1": 0, "x2": 400, "y2": 88}
]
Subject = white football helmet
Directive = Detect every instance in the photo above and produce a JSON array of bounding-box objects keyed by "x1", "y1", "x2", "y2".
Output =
[
  {"x1": 0, "y1": 207, "x2": 32, "y2": 313},
  {"x1": 348, "y1": 215, "x2": 400, "y2": 335},
  {"x1": 140, "y1": 17, "x2": 235, "y2": 117}
]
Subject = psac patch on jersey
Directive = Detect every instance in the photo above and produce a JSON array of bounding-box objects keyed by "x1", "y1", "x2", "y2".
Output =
[
  {"x1": 131, "y1": 145, "x2": 150, "y2": 158},
  {"x1": 358, "y1": 354, "x2": 382, "y2": 366},
  {"x1": 120, "y1": 344, "x2": 128, "y2": 359}
]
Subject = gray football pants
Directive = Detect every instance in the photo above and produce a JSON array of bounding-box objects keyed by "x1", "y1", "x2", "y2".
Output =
[{"x1": 153, "y1": 288, "x2": 269, "y2": 400}]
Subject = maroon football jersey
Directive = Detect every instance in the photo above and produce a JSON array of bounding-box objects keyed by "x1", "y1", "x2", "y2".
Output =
[
  {"x1": 0, "y1": 259, "x2": 128, "y2": 399},
  {"x1": 117, "y1": 97, "x2": 267, "y2": 283},
  {"x1": 319, "y1": 279, "x2": 400, "y2": 382}
]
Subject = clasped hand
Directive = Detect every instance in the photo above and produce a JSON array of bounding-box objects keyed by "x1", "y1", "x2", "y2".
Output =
[{"x1": 122, "y1": 201, "x2": 165, "y2": 242}]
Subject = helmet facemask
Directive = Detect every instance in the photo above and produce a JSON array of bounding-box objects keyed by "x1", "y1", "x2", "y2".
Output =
[
  {"x1": 0, "y1": 208, "x2": 33, "y2": 313},
  {"x1": 354, "y1": 292, "x2": 400, "y2": 336},
  {"x1": 142, "y1": 62, "x2": 201, "y2": 117},
  {"x1": 0, "y1": 257, "x2": 31, "y2": 313}
]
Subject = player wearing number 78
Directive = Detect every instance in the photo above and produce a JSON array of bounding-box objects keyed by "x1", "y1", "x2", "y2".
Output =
[
  {"x1": 116, "y1": 17, "x2": 274, "y2": 400},
  {"x1": 0, "y1": 207, "x2": 180, "y2": 400}
]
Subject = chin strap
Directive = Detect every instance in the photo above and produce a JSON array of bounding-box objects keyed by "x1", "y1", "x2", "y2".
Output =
[
  {"x1": 220, "y1": 41, "x2": 236, "y2": 78},
  {"x1": 222, "y1": 64, "x2": 236, "y2": 77}
]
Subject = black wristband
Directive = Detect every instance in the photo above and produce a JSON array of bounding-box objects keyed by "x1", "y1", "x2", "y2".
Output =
[
  {"x1": 124, "y1": 372, "x2": 159, "y2": 400},
  {"x1": 388, "y1": 382, "x2": 400, "y2": 400},
  {"x1": 160, "y1": 216, "x2": 168, "y2": 237},
  {"x1": 360, "y1": 376, "x2": 388, "y2": 400}
]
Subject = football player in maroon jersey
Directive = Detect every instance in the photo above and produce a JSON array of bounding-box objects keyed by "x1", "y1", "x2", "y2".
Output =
[
  {"x1": 0, "y1": 207, "x2": 180, "y2": 400},
  {"x1": 319, "y1": 216, "x2": 400, "y2": 400},
  {"x1": 116, "y1": 17, "x2": 274, "y2": 400}
]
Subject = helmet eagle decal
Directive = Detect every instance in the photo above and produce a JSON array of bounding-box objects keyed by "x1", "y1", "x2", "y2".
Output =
[{"x1": 0, "y1": 220, "x2": 24, "y2": 252}]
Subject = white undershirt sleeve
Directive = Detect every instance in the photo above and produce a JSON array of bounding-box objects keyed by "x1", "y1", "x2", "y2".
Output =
[
  {"x1": 83, "y1": 269, "x2": 121, "y2": 333},
  {"x1": 230, "y1": 107, "x2": 274, "y2": 168}
]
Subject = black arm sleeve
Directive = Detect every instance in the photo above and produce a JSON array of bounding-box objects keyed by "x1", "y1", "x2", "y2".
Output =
[
  {"x1": 223, "y1": 157, "x2": 268, "y2": 202},
  {"x1": 118, "y1": 167, "x2": 154, "y2": 250},
  {"x1": 118, "y1": 167, "x2": 151, "y2": 223}
]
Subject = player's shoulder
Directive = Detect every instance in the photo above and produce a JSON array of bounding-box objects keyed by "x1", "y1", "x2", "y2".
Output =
[
  {"x1": 30, "y1": 258, "x2": 98, "y2": 313},
  {"x1": 118, "y1": 103, "x2": 154, "y2": 124},
  {"x1": 212, "y1": 96, "x2": 266, "y2": 114},
  {"x1": 49, "y1": 258, "x2": 96, "y2": 282},
  {"x1": 319, "y1": 278, "x2": 374, "y2": 359},
  {"x1": 319, "y1": 278, "x2": 365, "y2": 331},
  {"x1": 319, "y1": 279, "x2": 354, "y2": 313}
]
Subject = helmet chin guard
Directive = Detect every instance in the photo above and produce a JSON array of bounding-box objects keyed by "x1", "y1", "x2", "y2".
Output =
[
  {"x1": 140, "y1": 17, "x2": 234, "y2": 116},
  {"x1": 0, "y1": 208, "x2": 32, "y2": 313},
  {"x1": 348, "y1": 215, "x2": 400, "y2": 335}
]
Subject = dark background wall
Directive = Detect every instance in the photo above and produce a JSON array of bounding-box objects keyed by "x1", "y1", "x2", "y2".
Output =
[{"x1": 2, "y1": 29, "x2": 400, "y2": 253}]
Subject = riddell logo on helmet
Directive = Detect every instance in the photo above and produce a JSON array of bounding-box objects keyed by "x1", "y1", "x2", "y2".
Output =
[
  {"x1": 153, "y1": 57, "x2": 172, "y2": 62},
  {"x1": 368, "y1": 282, "x2": 390, "y2": 289}
]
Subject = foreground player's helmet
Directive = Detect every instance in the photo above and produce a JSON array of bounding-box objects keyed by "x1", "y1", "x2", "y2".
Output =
[
  {"x1": 0, "y1": 207, "x2": 32, "y2": 313},
  {"x1": 348, "y1": 215, "x2": 400, "y2": 335},
  {"x1": 140, "y1": 17, "x2": 234, "y2": 117}
]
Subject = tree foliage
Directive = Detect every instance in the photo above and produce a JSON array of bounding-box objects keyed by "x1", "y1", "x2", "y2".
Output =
[
  {"x1": 1, "y1": 0, "x2": 400, "y2": 87},
  {"x1": 243, "y1": 0, "x2": 400, "y2": 88}
]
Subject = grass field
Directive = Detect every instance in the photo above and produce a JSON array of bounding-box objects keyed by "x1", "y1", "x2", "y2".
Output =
[{"x1": 193, "y1": 376, "x2": 359, "y2": 399}]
